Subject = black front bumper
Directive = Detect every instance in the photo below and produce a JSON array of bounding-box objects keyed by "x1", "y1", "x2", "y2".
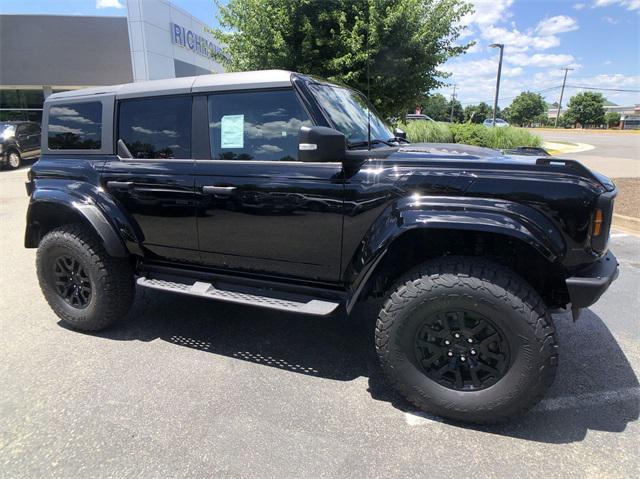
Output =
[{"x1": 566, "y1": 251, "x2": 619, "y2": 309}]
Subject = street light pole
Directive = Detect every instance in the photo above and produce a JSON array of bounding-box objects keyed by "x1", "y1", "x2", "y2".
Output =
[
  {"x1": 449, "y1": 84, "x2": 457, "y2": 123},
  {"x1": 554, "y1": 67, "x2": 573, "y2": 128},
  {"x1": 489, "y1": 43, "x2": 504, "y2": 126}
]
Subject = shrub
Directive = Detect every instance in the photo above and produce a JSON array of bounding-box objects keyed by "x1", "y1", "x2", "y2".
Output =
[
  {"x1": 398, "y1": 121, "x2": 454, "y2": 143},
  {"x1": 482, "y1": 126, "x2": 543, "y2": 149},
  {"x1": 398, "y1": 121, "x2": 542, "y2": 149},
  {"x1": 605, "y1": 112, "x2": 621, "y2": 129},
  {"x1": 450, "y1": 124, "x2": 490, "y2": 146}
]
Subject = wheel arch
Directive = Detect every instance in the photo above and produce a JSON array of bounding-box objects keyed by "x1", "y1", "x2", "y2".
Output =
[
  {"x1": 25, "y1": 195, "x2": 128, "y2": 258},
  {"x1": 345, "y1": 200, "x2": 569, "y2": 312}
]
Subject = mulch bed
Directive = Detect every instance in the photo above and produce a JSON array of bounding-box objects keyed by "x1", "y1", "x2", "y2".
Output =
[{"x1": 613, "y1": 178, "x2": 640, "y2": 218}]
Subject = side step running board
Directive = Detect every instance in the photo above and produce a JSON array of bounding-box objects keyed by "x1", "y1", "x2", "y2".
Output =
[{"x1": 137, "y1": 277, "x2": 340, "y2": 316}]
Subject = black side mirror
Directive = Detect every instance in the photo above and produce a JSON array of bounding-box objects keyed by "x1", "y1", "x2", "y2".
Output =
[
  {"x1": 298, "y1": 126, "x2": 346, "y2": 163},
  {"x1": 394, "y1": 127, "x2": 407, "y2": 140}
]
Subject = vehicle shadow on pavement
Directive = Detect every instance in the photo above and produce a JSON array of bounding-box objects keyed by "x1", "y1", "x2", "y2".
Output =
[{"x1": 73, "y1": 287, "x2": 639, "y2": 445}]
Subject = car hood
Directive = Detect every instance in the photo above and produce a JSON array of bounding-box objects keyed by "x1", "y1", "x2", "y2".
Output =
[
  {"x1": 377, "y1": 143, "x2": 614, "y2": 191},
  {"x1": 391, "y1": 142, "x2": 541, "y2": 164},
  {"x1": 397, "y1": 143, "x2": 501, "y2": 158}
]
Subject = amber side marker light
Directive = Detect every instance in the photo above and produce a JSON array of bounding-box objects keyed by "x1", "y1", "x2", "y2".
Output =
[{"x1": 593, "y1": 209, "x2": 604, "y2": 237}]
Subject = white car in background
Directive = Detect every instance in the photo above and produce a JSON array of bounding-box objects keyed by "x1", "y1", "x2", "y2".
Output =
[
  {"x1": 405, "y1": 113, "x2": 436, "y2": 122},
  {"x1": 483, "y1": 118, "x2": 510, "y2": 127}
]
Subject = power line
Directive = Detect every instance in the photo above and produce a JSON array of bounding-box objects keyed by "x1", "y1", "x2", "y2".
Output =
[
  {"x1": 459, "y1": 86, "x2": 561, "y2": 106},
  {"x1": 458, "y1": 83, "x2": 639, "y2": 107},
  {"x1": 566, "y1": 85, "x2": 640, "y2": 93}
]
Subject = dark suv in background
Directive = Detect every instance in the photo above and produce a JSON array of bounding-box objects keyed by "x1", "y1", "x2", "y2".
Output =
[
  {"x1": 24, "y1": 70, "x2": 618, "y2": 424},
  {"x1": 0, "y1": 121, "x2": 41, "y2": 169}
]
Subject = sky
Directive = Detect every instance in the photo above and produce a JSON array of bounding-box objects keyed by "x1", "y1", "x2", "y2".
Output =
[{"x1": 1, "y1": 0, "x2": 638, "y2": 107}]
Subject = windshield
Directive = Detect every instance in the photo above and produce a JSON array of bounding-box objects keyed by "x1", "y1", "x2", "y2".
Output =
[
  {"x1": 308, "y1": 83, "x2": 393, "y2": 146},
  {"x1": 0, "y1": 123, "x2": 16, "y2": 140}
]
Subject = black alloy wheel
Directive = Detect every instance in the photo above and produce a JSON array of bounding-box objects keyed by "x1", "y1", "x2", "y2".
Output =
[
  {"x1": 414, "y1": 310, "x2": 510, "y2": 391},
  {"x1": 52, "y1": 254, "x2": 92, "y2": 308}
]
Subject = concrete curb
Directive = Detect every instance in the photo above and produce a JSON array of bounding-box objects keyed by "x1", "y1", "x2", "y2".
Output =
[
  {"x1": 613, "y1": 214, "x2": 640, "y2": 235},
  {"x1": 543, "y1": 141, "x2": 595, "y2": 155}
]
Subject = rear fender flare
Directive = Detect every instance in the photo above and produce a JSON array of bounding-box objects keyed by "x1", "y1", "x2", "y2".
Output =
[{"x1": 25, "y1": 180, "x2": 140, "y2": 257}]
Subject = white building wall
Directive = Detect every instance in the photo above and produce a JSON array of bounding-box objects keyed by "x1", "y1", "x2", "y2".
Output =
[{"x1": 126, "y1": 0, "x2": 223, "y2": 81}]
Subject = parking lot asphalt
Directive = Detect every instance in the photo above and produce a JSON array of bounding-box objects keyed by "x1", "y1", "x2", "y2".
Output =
[{"x1": 1, "y1": 166, "x2": 639, "y2": 478}]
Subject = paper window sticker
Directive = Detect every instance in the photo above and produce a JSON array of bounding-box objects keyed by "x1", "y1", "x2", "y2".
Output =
[{"x1": 221, "y1": 114, "x2": 244, "y2": 148}]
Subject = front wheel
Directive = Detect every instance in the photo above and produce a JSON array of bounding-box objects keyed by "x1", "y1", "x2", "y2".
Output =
[
  {"x1": 36, "y1": 224, "x2": 134, "y2": 331},
  {"x1": 375, "y1": 257, "x2": 558, "y2": 423}
]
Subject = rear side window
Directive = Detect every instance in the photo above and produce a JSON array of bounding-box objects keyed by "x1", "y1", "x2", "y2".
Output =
[
  {"x1": 48, "y1": 102, "x2": 102, "y2": 150},
  {"x1": 118, "y1": 96, "x2": 191, "y2": 159},
  {"x1": 208, "y1": 90, "x2": 311, "y2": 161}
]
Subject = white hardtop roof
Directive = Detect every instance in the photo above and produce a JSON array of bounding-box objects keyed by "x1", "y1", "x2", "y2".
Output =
[{"x1": 46, "y1": 70, "x2": 296, "y2": 101}]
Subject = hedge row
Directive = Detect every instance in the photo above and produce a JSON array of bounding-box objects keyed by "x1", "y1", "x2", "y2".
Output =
[{"x1": 398, "y1": 121, "x2": 543, "y2": 149}]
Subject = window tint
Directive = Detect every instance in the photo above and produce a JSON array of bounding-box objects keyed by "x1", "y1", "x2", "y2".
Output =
[
  {"x1": 48, "y1": 102, "x2": 102, "y2": 150},
  {"x1": 118, "y1": 96, "x2": 191, "y2": 159},
  {"x1": 208, "y1": 90, "x2": 311, "y2": 161}
]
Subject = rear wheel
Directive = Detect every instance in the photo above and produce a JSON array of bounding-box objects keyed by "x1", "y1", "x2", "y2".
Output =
[
  {"x1": 375, "y1": 256, "x2": 558, "y2": 423},
  {"x1": 36, "y1": 224, "x2": 134, "y2": 331},
  {"x1": 7, "y1": 150, "x2": 21, "y2": 169}
]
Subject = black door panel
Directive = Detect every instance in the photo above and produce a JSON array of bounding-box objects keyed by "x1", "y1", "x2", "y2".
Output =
[
  {"x1": 101, "y1": 159, "x2": 198, "y2": 261},
  {"x1": 195, "y1": 162, "x2": 344, "y2": 281}
]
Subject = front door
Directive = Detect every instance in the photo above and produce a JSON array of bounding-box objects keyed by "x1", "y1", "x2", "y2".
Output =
[
  {"x1": 194, "y1": 89, "x2": 344, "y2": 282},
  {"x1": 101, "y1": 95, "x2": 197, "y2": 263}
]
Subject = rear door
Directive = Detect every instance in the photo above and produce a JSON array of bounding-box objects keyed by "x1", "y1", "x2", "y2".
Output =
[
  {"x1": 194, "y1": 89, "x2": 344, "y2": 282},
  {"x1": 101, "y1": 95, "x2": 198, "y2": 263},
  {"x1": 16, "y1": 123, "x2": 40, "y2": 158}
]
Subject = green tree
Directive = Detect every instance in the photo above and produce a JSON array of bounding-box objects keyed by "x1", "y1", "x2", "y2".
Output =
[
  {"x1": 533, "y1": 112, "x2": 550, "y2": 127},
  {"x1": 464, "y1": 102, "x2": 492, "y2": 123},
  {"x1": 448, "y1": 98, "x2": 464, "y2": 123},
  {"x1": 604, "y1": 111, "x2": 621, "y2": 128},
  {"x1": 421, "y1": 93, "x2": 449, "y2": 121},
  {"x1": 565, "y1": 92, "x2": 606, "y2": 127},
  {"x1": 507, "y1": 91, "x2": 547, "y2": 127},
  {"x1": 211, "y1": 0, "x2": 473, "y2": 118}
]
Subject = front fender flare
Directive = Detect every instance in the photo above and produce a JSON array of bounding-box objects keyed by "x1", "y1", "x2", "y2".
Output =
[{"x1": 344, "y1": 195, "x2": 566, "y2": 312}]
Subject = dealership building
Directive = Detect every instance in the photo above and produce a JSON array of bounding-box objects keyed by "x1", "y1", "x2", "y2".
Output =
[{"x1": 0, "y1": 0, "x2": 223, "y2": 122}]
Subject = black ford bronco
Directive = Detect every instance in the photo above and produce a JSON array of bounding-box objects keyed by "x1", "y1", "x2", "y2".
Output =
[{"x1": 25, "y1": 70, "x2": 618, "y2": 423}]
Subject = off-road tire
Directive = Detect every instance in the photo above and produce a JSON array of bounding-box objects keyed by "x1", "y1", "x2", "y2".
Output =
[
  {"x1": 36, "y1": 224, "x2": 134, "y2": 331},
  {"x1": 375, "y1": 256, "x2": 558, "y2": 423}
]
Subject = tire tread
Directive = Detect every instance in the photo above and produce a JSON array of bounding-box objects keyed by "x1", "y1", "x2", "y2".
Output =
[{"x1": 375, "y1": 256, "x2": 558, "y2": 424}]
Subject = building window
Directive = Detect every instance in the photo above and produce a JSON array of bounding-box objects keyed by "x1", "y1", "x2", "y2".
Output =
[
  {"x1": 118, "y1": 96, "x2": 192, "y2": 159},
  {"x1": 48, "y1": 102, "x2": 102, "y2": 150},
  {"x1": 207, "y1": 89, "x2": 311, "y2": 161},
  {"x1": 0, "y1": 89, "x2": 45, "y2": 122}
]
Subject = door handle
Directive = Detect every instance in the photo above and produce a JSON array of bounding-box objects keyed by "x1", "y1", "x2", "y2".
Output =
[
  {"x1": 202, "y1": 186, "x2": 237, "y2": 196},
  {"x1": 107, "y1": 181, "x2": 134, "y2": 190}
]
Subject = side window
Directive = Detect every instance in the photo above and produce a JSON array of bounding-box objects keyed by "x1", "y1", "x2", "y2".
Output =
[
  {"x1": 118, "y1": 96, "x2": 191, "y2": 159},
  {"x1": 48, "y1": 102, "x2": 102, "y2": 150},
  {"x1": 208, "y1": 90, "x2": 311, "y2": 161}
]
